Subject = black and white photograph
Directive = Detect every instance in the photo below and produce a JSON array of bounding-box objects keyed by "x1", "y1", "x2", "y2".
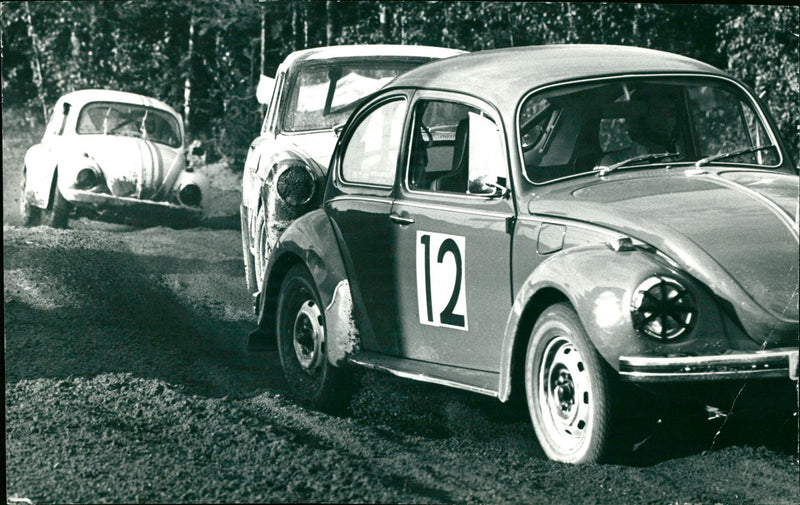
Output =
[{"x1": 3, "y1": 1, "x2": 799, "y2": 503}]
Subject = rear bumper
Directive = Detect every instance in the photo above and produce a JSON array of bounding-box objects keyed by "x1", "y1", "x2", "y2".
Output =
[
  {"x1": 62, "y1": 188, "x2": 202, "y2": 219},
  {"x1": 619, "y1": 348, "x2": 798, "y2": 383}
]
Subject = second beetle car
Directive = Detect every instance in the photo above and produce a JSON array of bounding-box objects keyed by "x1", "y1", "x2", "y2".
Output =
[
  {"x1": 240, "y1": 44, "x2": 464, "y2": 300},
  {"x1": 249, "y1": 45, "x2": 799, "y2": 464},
  {"x1": 21, "y1": 89, "x2": 207, "y2": 228}
]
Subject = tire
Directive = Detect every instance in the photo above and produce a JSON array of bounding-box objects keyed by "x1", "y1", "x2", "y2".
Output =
[
  {"x1": 253, "y1": 205, "x2": 268, "y2": 293},
  {"x1": 44, "y1": 176, "x2": 71, "y2": 228},
  {"x1": 525, "y1": 303, "x2": 613, "y2": 464},
  {"x1": 276, "y1": 264, "x2": 353, "y2": 414},
  {"x1": 241, "y1": 209, "x2": 258, "y2": 294},
  {"x1": 19, "y1": 167, "x2": 42, "y2": 226}
]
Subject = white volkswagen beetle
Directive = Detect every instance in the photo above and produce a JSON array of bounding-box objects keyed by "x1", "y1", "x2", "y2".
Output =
[
  {"x1": 241, "y1": 44, "x2": 464, "y2": 301},
  {"x1": 21, "y1": 89, "x2": 209, "y2": 227}
]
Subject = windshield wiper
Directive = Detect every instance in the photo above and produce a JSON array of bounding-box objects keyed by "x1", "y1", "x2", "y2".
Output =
[
  {"x1": 594, "y1": 152, "x2": 679, "y2": 177},
  {"x1": 694, "y1": 144, "x2": 775, "y2": 167}
]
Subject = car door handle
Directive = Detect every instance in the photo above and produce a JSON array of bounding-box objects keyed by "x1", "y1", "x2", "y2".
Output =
[{"x1": 389, "y1": 213, "x2": 415, "y2": 225}]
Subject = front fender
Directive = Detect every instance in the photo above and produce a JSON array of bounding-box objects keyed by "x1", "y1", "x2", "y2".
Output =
[
  {"x1": 252, "y1": 208, "x2": 359, "y2": 366},
  {"x1": 23, "y1": 143, "x2": 59, "y2": 208},
  {"x1": 497, "y1": 244, "x2": 727, "y2": 401},
  {"x1": 172, "y1": 169, "x2": 210, "y2": 215},
  {"x1": 244, "y1": 141, "x2": 326, "y2": 261}
]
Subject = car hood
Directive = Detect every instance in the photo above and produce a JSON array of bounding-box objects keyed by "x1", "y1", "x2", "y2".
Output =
[
  {"x1": 70, "y1": 135, "x2": 184, "y2": 199},
  {"x1": 530, "y1": 168, "x2": 799, "y2": 343}
]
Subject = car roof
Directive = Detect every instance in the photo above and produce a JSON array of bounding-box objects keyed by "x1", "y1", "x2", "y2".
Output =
[
  {"x1": 280, "y1": 44, "x2": 465, "y2": 68},
  {"x1": 56, "y1": 89, "x2": 180, "y2": 116},
  {"x1": 385, "y1": 44, "x2": 726, "y2": 112}
]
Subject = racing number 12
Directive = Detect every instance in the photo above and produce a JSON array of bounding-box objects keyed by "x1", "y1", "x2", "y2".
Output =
[{"x1": 416, "y1": 231, "x2": 468, "y2": 330}]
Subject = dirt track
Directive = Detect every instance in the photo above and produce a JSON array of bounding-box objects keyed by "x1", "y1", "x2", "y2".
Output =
[{"x1": 4, "y1": 128, "x2": 800, "y2": 503}]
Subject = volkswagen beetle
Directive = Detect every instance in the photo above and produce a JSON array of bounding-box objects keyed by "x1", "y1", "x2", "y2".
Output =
[
  {"x1": 21, "y1": 89, "x2": 208, "y2": 227},
  {"x1": 240, "y1": 44, "x2": 464, "y2": 300},
  {"x1": 249, "y1": 45, "x2": 799, "y2": 464}
]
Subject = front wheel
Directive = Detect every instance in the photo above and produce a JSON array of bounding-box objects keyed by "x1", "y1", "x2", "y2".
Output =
[
  {"x1": 241, "y1": 208, "x2": 258, "y2": 294},
  {"x1": 19, "y1": 167, "x2": 42, "y2": 226},
  {"x1": 276, "y1": 264, "x2": 353, "y2": 414},
  {"x1": 525, "y1": 303, "x2": 613, "y2": 464},
  {"x1": 253, "y1": 205, "x2": 268, "y2": 293},
  {"x1": 44, "y1": 177, "x2": 71, "y2": 228}
]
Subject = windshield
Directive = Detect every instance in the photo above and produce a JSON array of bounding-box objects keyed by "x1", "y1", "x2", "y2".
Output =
[
  {"x1": 281, "y1": 59, "x2": 427, "y2": 132},
  {"x1": 76, "y1": 102, "x2": 182, "y2": 148},
  {"x1": 519, "y1": 77, "x2": 780, "y2": 183}
]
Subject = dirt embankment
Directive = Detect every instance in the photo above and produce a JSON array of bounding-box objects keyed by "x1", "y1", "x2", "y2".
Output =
[{"x1": 4, "y1": 215, "x2": 799, "y2": 504}]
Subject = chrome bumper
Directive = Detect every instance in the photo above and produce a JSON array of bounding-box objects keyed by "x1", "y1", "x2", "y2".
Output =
[
  {"x1": 619, "y1": 349, "x2": 799, "y2": 383},
  {"x1": 62, "y1": 188, "x2": 202, "y2": 217}
]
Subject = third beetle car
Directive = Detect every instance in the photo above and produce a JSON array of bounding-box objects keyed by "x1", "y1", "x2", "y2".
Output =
[
  {"x1": 249, "y1": 45, "x2": 799, "y2": 464},
  {"x1": 22, "y1": 89, "x2": 207, "y2": 228}
]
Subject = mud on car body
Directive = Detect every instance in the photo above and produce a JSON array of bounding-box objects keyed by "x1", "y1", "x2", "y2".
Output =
[
  {"x1": 21, "y1": 89, "x2": 208, "y2": 228},
  {"x1": 240, "y1": 44, "x2": 464, "y2": 302},
  {"x1": 250, "y1": 45, "x2": 799, "y2": 464}
]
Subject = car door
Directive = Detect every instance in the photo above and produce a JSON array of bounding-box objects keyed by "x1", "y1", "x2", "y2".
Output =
[
  {"x1": 325, "y1": 95, "x2": 409, "y2": 354},
  {"x1": 390, "y1": 93, "x2": 515, "y2": 371}
]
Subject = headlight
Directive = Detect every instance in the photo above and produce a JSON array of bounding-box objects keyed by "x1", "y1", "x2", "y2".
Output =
[
  {"x1": 177, "y1": 184, "x2": 202, "y2": 207},
  {"x1": 75, "y1": 168, "x2": 98, "y2": 189},
  {"x1": 275, "y1": 161, "x2": 315, "y2": 206},
  {"x1": 630, "y1": 276, "x2": 696, "y2": 340}
]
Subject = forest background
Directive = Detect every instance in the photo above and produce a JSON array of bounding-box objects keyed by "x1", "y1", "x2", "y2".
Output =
[{"x1": 2, "y1": 1, "x2": 798, "y2": 167}]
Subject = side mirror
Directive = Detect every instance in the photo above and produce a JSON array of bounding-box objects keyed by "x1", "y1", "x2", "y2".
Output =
[
  {"x1": 256, "y1": 75, "x2": 275, "y2": 106},
  {"x1": 468, "y1": 176, "x2": 509, "y2": 198}
]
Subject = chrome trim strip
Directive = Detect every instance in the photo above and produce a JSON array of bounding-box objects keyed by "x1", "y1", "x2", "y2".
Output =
[
  {"x1": 619, "y1": 349, "x2": 799, "y2": 382},
  {"x1": 348, "y1": 357, "x2": 499, "y2": 397},
  {"x1": 393, "y1": 200, "x2": 511, "y2": 219},
  {"x1": 326, "y1": 195, "x2": 392, "y2": 206},
  {"x1": 516, "y1": 214, "x2": 618, "y2": 236}
]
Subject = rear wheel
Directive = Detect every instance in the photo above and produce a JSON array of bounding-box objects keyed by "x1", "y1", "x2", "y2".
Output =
[
  {"x1": 525, "y1": 303, "x2": 613, "y2": 464},
  {"x1": 19, "y1": 167, "x2": 42, "y2": 226},
  {"x1": 253, "y1": 205, "x2": 268, "y2": 292},
  {"x1": 44, "y1": 176, "x2": 71, "y2": 228},
  {"x1": 241, "y1": 208, "x2": 258, "y2": 294},
  {"x1": 276, "y1": 264, "x2": 353, "y2": 414}
]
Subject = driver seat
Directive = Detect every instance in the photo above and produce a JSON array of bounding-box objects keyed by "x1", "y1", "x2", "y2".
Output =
[{"x1": 431, "y1": 119, "x2": 469, "y2": 192}]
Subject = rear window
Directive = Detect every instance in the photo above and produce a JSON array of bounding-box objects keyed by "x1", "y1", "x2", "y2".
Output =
[{"x1": 76, "y1": 102, "x2": 182, "y2": 148}]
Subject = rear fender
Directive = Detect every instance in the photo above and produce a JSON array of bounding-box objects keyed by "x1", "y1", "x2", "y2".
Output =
[
  {"x1": 250, "y1": 149, "x2": 327, "y2": 264},
  {"x1": 252, "y1": 209, "x2": 359, "y2": 366},
  {"x1": 497, "y1": 244, "x2": 726, "y2": 401},
  {"x1": 172, "y1": 170, "x2": 210, "y2": 214},
  {"x1": 23, "y1": 144, "x2": 59, "y2": 208}
]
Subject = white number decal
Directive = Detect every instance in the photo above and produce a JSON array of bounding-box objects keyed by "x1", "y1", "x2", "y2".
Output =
[{"x1": 416, "y1": 231, "x2": 468, "y2": 330}]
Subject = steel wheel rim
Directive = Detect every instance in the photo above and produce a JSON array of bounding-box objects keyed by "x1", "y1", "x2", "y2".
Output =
[
  {"x1": 292, "y1": 299, "x2": 324, "y2": 372},
  {"x1": 537, "y1": 335, "x2": 591, "y2": 453}
]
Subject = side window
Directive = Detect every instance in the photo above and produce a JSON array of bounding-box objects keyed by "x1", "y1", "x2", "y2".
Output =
[
  {"x1": 407, "y1": 100, "x2": 505, "y2": 194},
  {"x1": 341, "y1": 99, "x2": 406, "y2": 186}
]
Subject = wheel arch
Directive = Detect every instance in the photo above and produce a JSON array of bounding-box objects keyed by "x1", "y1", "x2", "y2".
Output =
[
  {"x1": 498, "y1": 243, "x2": 712, "y2": 401},
  {"x1": 499, "y1": 284, "x2": 571, "y2": 402},
  {"x1": 249, "y1": 209, "x2": 355, "y2": 362}
]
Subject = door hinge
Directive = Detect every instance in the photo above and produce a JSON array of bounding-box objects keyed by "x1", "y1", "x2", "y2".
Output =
[{"x1": 505, "y1": 215, "x2": 516, "y2": 234}]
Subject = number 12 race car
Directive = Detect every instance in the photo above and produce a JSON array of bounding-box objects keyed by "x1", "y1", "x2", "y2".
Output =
[{"x1": 248, "y1": 45, "x2": 799, "y2": 464}]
